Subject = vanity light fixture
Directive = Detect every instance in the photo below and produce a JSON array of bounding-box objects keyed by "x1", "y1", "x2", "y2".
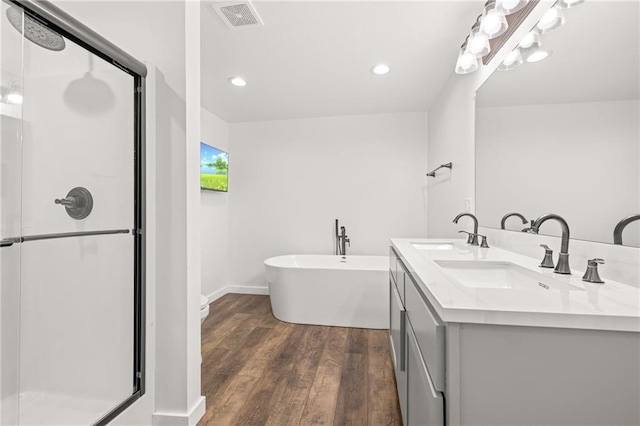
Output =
[
  {"x1": 453, "y1": 0, "x2": 537, "y2": 75},
  {"x1": 496, "y1": 0, "x2": 530, "y2": 15},
  {"x1": 455, "y1": 37, "x2": 480, "y2": 75},
  {"x1": 371, "y1": 64, "x2": 390, "y2": 75},
  {"x1": 536, "y1": 6, "x2": 565, "y2": 33},
  {"x1": 468, "y1": 16, "x2": 491, "y2": 57},
  {"x1": 480, "y1": 0, "x2": 509, "y2": 39},
  {"x1": 228, "y1": 76, "x2": 247, "y2": 87}
]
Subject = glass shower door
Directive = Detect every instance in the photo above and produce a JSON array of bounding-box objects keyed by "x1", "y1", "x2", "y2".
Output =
[
  {"x1": 18, "y1": 17, "x2": 136, "y2": 426},
  {"x1": 0, "y1": 2, "x2": 143, "y2": 424}
]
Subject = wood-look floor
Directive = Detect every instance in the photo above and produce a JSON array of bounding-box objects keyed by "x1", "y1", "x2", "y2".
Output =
[{"x1": 199, "y1": 293, "x2": 402, "y2": 425}]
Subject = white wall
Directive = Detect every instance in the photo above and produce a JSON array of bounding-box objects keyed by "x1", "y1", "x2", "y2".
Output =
[
  {"x1": 476, "y1": 100, "x2": 640, "y2": 246},
  {"x1": 201, "y1": 108, "x2": 230, "y2": 298},
  {"x1": 228, "y1": 112, "x2": 428, "y2": 289}
]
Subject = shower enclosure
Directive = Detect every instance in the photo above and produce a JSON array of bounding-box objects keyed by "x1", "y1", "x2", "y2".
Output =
[{"x1": 0, "y1": 1, "x2": 146, "y2": 425}]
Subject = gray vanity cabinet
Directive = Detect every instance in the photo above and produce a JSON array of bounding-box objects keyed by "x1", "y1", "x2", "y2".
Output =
[{"x1": 390, "y1": 247, "x2": 445, "y2": 426}]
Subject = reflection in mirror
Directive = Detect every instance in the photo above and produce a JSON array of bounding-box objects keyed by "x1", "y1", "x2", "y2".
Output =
[{"x1": 475, "y1": 1, "x2": 640, "y2": 247}]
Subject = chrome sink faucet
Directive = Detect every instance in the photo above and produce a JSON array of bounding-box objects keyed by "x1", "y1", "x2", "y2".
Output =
[
  {"x1": 613, "y1": 214, "x2": 640, "y2": 245},
  {"x1": 454, "y1": 213, "x2": 479, "y2": 246},
  {"x1": 531, "y1": 213, "x2": 571, "y2": 275},
  {"x1": 500, "y1": 212, "x2": 528, "y2": 230}
]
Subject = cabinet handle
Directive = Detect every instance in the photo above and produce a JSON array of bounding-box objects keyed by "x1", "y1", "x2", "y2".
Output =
[{"x1": 400, "y1": 309, "x2": 406, "y2": 372}]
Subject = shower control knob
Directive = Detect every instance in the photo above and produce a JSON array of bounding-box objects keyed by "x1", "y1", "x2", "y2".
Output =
[
  {"x1": 55, "y1": 187, "x2": 93, "y2": 220},
  {"x1": 55, "y1": 197, "x2": 77, "y2": 207}
]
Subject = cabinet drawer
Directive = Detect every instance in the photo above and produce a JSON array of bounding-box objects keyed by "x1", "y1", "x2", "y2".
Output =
[
  {"x1": 407, "y1": 318, "x2": 445, "y2": 426},
  {"x1": 405, "y1": 273, "x2": 445, "y2": 392}
]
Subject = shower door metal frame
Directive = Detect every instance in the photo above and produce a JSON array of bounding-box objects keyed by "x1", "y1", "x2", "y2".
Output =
[{"x1": 6, "y1": 1, "x2": 147, "y2": 424}]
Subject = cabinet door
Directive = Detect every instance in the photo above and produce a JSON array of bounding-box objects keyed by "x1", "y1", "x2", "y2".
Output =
[
  {"x1": 389, "y1": 278, "x2": 407, "y2": 425},
  {"x1": 407, "y1": 319, "x2": 445, "y2": 426}
]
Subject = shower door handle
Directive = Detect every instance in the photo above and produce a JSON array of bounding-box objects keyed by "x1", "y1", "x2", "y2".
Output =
[
  {"x1": 0, "y1": 239, "x2": 15, "y2": 247},
  {"x1": 0, "y1": 230, "x2": 129, "y2": 247}
]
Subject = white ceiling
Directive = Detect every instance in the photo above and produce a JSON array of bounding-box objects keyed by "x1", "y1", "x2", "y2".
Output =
[
  {"x1": 477, "y1": 1, "x2": 640, "y2": 107},
  {"x1": 201, "y1": 1, "x2": 483, "y2": 123}
]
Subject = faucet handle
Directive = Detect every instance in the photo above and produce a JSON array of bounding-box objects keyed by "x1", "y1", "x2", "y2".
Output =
[
  {"x1": 582, "y1": 258, "x2": 605, "y2": 284},
  {"x1": 458, "y1": 230, "x2": 477, "y2": 246},
  {"x1": 477, "y1": 234, "x2": 490, "y2": 248},
  {"x1": 539, "y1": 244, "x2": 554, "y2": 269}
]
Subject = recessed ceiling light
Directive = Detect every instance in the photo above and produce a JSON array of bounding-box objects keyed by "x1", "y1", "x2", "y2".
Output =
[
  {"x1": 229, "y1": 77, "x2": 247, "y2": 87},
  {"x1": 371, "y1": 64, "x2": 390, "y2": 75}
]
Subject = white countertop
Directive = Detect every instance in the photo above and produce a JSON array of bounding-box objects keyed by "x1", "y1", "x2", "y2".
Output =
[{"x1": 391, "y1": 238, "x2": 640, "y2": 332}]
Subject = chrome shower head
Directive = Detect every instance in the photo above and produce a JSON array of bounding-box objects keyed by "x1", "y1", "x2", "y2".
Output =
[{"x1": 6, "y1": 6, "x2": 65, "y2": 51}]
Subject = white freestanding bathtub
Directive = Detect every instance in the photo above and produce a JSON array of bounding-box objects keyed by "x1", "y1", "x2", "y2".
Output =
[{"x1": 264, "y1": 255, "x2": 389, "y2": 329}]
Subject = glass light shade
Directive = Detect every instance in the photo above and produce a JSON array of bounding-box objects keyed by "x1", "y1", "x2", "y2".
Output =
[
  {"x1": 555, "y1": 0, "x2": 584, "y2": 9},
  {"x1": 480, "y1": 3, "x2": 508, "y2": 39},
  {"x1": 525, "y1": 49, "x2": 552, "y2": 63},
  {"x1": 536, "y1": 7, "x2": 565, "y2": 33},
  {"x1": 468, "y1": 25, "x2": 490, "y2": 58},
  {"x1": 518, "y1": 31, "x2": 541, "y2": 49},
  {"x1": 496, "y1": 0, "x2": 529, "y2": 15},
  {"x1": 455, "y1": 44, "x2": 479, "y2": 74},
  {"x1": 497, "y1": 48, "x2": 523, "y2": 71}
]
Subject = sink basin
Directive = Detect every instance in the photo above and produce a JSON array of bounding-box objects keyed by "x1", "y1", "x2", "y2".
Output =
[
  {"x1": 412, "y1": 242, "x2": 455, "y2": 251},
  {"x1": 434, "y1": 260, "x2": 583, "y2": 292}
]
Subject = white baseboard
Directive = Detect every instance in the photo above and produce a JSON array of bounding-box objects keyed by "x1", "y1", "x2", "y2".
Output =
[
  {"x1": 206, "y1": 285, "x2": 269, "y2": 304},
  {"x1": 152, "y1": 396, "x2": 206, "y2": 426}
]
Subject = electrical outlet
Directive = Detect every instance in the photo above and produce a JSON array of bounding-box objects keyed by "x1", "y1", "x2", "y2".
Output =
[{"x1": 465, "y1": 198, "x2": 472, "y2": 213}]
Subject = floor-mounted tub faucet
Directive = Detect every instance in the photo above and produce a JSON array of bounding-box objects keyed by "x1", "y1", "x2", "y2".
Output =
[
  {"x1": 531, "y1": 213, "x2": 572, "y2": 275},
  {"x1": 613, "y1": 214, "x2": 640, "y2": 245},
  {"x1": 335, "y1": 219, "x2": 350, "y2": 256},
  {"x1": 453, "y1": 212, "x2": 479, "y2": 246}
]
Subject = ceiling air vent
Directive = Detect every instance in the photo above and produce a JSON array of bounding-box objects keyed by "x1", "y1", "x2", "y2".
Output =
[{"x1": 213, "y1": 1, "x2": 264, "y2": 28}]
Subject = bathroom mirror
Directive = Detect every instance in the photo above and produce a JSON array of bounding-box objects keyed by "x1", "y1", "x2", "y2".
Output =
[{"x1": 475, "y1": 1, "x2": 640, "y2": 247}]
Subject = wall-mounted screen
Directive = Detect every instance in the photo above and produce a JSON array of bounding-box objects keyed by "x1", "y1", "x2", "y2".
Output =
[{"x1": 200, "y1": 142, "x2": 228, "y2": 192}]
